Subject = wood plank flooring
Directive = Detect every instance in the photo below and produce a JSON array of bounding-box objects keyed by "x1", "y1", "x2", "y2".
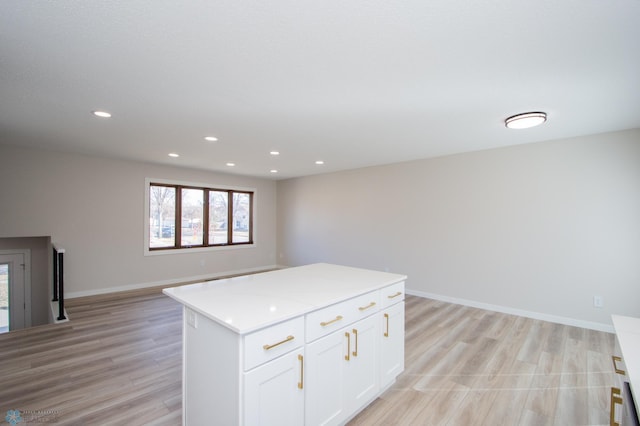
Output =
[
  {"x1": 0, "y1": 292, "x2": 615, "y2": 425},
  {"x1": 349, "y1": 296, "x2": 616, "y2": 426},
  {"x1": 0, "y1": 290, "x2": 183, "y2": 425}
]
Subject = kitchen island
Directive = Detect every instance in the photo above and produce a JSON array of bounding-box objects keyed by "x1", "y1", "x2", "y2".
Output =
[{"x1": 163, "y1": 263, "x2": 407, "y2": 426}]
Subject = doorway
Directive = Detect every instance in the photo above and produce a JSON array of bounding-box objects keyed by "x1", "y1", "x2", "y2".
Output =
[{"x1": 0, "y1": 251, "x2": 31, "y2": 333}]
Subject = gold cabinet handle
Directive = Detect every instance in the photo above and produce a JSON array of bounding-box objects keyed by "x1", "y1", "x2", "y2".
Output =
[
  {"x1": 320, "y1": 315, "x2": 343, "y2": 327},
  {"x1": 297, "y1": 354, "x2": 304, "y2": 390},
  {"x1": 263, "y1": 335, "x2": 294, "y2": 351},
  {"x1": 358, "y1": 302, "x2": 376, "y2": 311},
  {"x1": 387, "y1": 291, "x2": 402, "y2": 299},
  {"x1": 352, "y1": 329, "x2": 358, "y2": 357},
  {"x1": 384, "y1": 313, "x2": 389, "y2": 337},
  {"x1": 610, "y1": 387, "x2": 623, "y2": 426},
  {"x1": 612, "y1": 355, "x2": 626, "y2": 375},
  {"x1": 345, "y1": 332, "x2": 351, "y2": 361}
]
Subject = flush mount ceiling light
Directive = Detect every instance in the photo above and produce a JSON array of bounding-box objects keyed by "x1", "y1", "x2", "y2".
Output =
[
  {"x1": 505, "y1": 112, "x2": 547, "y2": 129},
  {"x1": 168, "y1": 153, "x2": 179, "y2": 158},
  {"x1": 315, "y1": 160, "x2": 325, "y2": 165},
  {"x1": 204, "y1": 136, "x2": 218, "y2": 142},
  {"x1": 270, "y1": 151, "x2": 280, "y2": 156},
  {"x1": 226, "y1": 162, "x2": 235, "y2": 167},
  {"x1": 92, "y1": 110, "x2": 111, "y2": 118}
]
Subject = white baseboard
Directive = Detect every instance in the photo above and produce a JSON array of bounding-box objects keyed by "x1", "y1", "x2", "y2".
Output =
[
  {"x1": 65, "y1": 264, "x2": 280, "y2": 299},
  {"x1": 406, "y1": 289, "x2": 615, "y2": 333}
]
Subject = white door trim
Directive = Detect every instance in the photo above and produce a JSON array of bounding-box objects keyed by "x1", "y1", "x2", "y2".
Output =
[{"x1": 0, "y1": 249, "x2": 32, "y2": 329}]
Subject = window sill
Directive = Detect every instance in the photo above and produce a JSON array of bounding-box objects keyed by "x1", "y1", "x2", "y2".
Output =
[{"x1": 144, "y1": 243, "x2": 256, "y2": 256}]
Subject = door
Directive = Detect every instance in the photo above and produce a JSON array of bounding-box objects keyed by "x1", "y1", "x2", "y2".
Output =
[
  {"x1": 306, "y1": 328, "x2": 349, "y2": 426},
  {"x1": 244, "y1": 349, "x2": 305, "y2": 426},
  {"x1": 380, "y1": 302, "x2": 405, "y2": 388},
  {"x1": 345, "y1": 314, "x2": 379, "y2": 415},
  {"x1": 306, "y1": 315, "x2": 381, "y2": 426},
  {"x1": 0, "y1": 253, "x2": 27, "y2": 333}
]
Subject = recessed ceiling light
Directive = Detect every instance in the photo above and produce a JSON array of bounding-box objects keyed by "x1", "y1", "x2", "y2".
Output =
[
  {"x1": 505, "y1": 112, "x2": 547, "y2": 129},
  {"x1": 92, "y1": 110, "x2": 111, "y2": 118},
  {"x1": 204, "y1": 136, "x2": 218, "y2": 142},
  {"x1": 226, "y1": 162, "x2": 235, "y2": 167},
  {"x1": 270, "y1": 169, "x2": 278, "y2": 173},
  {"x1": 270, "y1": 151, "x2": 280, "y2": 156},
  {"x1": 168, "y1": 153, "x2": 179, "y2": 158},
  {"x1": 315, "y1": 160, "x2": 325, "y2": 165}
]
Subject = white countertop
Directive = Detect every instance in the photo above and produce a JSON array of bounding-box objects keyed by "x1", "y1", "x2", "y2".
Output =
[
  {"x1": 163, "y1": 263, "x2": 407, "y2": 334},
  {"x1": 612, "y1": 315, "x2": 640, "y2": 416}
]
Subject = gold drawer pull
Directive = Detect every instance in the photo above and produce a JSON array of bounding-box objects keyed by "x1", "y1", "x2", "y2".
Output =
[
  {"x1": 320, "y1": 315, "x2": 343, "y2": 327},
  {"x1": 610, "y1": 387, "x2": 622, "y2": 426},
  {"x1": 297, "y1": 354, "x2": 304, "y2": 389},
  {"x1": 612, "y1": 355, "x2": 626, "y2": 375},
  {"x1": 352, "y1": 329, "x2": 358, "y2": 357},
  {"x1": 358, "y1": 302, "x2": 376, "y2": 311},
  {"x1": 387, "y1": 291, "x2": 402, "y2": 299},
  {"x1": 263, "y1": 335, "x2": 294, "y2": 351},
  {"x1": 384, "y1": 313, "x2": 389, "y2": 337},
  {"x1": 345, "y1": 332, "x2": 351, "y2": 361}
]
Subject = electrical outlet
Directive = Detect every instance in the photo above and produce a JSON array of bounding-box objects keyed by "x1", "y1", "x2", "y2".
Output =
[
  {"x1": 593, "y1": 295, "x2": 603, "y2": 308},
  {"x1": 187, "y1": 309, "x2": 198, "y2": 328}
]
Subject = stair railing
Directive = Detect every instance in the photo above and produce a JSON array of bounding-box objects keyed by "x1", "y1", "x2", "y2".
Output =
[{"x1": 52, "y1": 245, "x2": 66, "y2": 321}]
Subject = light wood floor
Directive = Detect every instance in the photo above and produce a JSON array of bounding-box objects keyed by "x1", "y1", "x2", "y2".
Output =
[
  {"x1": 349, "y1": 296, "x2": 616, "y2": 426},
  {"x1": 0, "y1": 291, "x2": 615, "y2": 425}
]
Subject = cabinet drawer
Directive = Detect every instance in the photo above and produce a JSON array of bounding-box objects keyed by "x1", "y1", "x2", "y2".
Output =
[
  {"x1": 381, "y1": 282, "x2": 405, "y2": 308},
  {"x1": 306, "y1": 291, "x2": 380, "y2": 343},
  {"x1": 244, "y1": 317, "x2": 305, "y2": 371}
]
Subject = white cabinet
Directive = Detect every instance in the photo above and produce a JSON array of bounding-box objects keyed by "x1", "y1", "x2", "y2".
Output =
[
  {"x1": 306, "y1": 314, "x2": 379, "y2": 426},
  {"x1": 244, "y1": 349, "x2": 305, "y2": 426},
  {"x1": 345, "y1": 314, "x2": 379, "y2": 415},
  {"x1": 380, "y1": 301, "x2": 405, "y2": 389},
  {"x1": 243, "y1": 317, "x2": 305, "y2": 426},
  {"x1": 305, "y1": 323, "x2": 349, "y2": 425},
  {"x1": 380, "y1": 281, "x2": 405, "y2": 389}
]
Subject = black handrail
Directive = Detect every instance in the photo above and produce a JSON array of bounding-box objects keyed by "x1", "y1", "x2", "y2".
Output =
[{"x1": 52, "y1": 245, "x2": 66, "y2": 321}]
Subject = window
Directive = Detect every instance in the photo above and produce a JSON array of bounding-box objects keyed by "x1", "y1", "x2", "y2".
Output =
[
  {"x1": 148, "y1": 182, "x2": 254, "y2": 251},
  {"x1": 209, "y1": 191, "x2": 228, "y2": 244},
  {"x1": 149, "y1": 185, "x2": 176, "y2": 248},
  {"x1": 181, "y1": 188, "x2": 204, "y2": 247}
]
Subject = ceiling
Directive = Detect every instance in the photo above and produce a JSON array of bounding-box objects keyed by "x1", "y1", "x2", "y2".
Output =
[{"x1": 1, "y1": 0, "x2": 639, "y2": 180}]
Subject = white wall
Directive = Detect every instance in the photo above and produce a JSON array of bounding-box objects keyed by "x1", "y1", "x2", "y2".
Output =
[
  {"x1": 277, "y1": 129, "x2": 640, "y2": 329},
  {"x1": 0, "y1": 145, "x2": 278, "y2": 297}
]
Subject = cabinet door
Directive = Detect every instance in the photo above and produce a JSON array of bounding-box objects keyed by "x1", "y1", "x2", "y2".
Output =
[
  {"x1": 345, "y1": 314, "x2": 380, "y2": 415},
  {"x1": 380, "y1": 301, "x2": 405, "y2": 388},
  {"x1": 244, "y1": 350, "x2": 305, "y2": 426},
  {"x1": 305, "y1": 329, "x2": 349, "y2": 426},
  {"x1": 306, "y1": 314, "x2": 381, "y2": 426}
]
